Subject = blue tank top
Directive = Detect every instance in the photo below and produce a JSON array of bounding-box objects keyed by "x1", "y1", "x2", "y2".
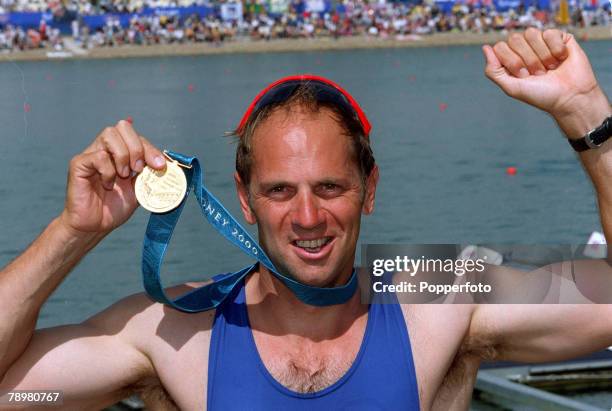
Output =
[{"x1": 207, "y1": 272, "x2": 420, "y2": 410}]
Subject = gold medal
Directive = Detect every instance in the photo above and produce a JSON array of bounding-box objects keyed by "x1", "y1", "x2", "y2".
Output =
[{"x1": 135, "y1": 156, "x2": 188, "y2": 213}]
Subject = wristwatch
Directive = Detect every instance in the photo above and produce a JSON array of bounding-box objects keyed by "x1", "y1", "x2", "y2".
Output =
[{"x1": 568, "y1": 115, "x2": 612, "y2": 152}]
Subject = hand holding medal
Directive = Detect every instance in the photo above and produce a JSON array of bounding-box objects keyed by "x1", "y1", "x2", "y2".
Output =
[{"x1": 59, "y1": 118, "x2": 167, "y2": 237}]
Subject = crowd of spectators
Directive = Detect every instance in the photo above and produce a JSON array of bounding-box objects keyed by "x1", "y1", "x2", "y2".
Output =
[
  {"x1": 0, "y1": 0, "x2": 203, "y2": 14},
  {"x1": 0, "y1": 19, "x2": 63, "y2": 50},
  {"x1": 76, "y1": 13, "x2": 233, "y2": 48},
  {"x1": 0, "y1": 0, "x2": 610, "y2": 52}
]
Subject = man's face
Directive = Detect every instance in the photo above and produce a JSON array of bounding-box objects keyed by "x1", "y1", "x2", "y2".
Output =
[{"x1": 235, "y1": 106, "x2": 378, "y2": 287}]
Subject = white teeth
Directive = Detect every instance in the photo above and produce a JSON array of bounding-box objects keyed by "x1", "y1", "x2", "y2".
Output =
[{"x1": 295, "y1": 238, "x2": 329, "y2": 248}]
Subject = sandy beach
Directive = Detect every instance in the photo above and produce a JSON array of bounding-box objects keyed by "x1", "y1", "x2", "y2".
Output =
[{"x1": 0, "y1": 25, "x2": 609, "y2": 62}]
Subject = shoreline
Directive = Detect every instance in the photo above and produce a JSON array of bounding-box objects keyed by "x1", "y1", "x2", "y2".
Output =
[{"x1": 1, "y1": 25, "x2": 609, "y2": 62}]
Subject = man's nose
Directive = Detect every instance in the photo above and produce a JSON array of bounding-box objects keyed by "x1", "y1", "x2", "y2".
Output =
[{"x1": 291, "y1": 191, "x2": 324, "y2": 229}]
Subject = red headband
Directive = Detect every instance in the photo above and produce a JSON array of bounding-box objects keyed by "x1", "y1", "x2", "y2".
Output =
[{"x1": 236, "y1": 74, "x2": 372, "y2": 138}]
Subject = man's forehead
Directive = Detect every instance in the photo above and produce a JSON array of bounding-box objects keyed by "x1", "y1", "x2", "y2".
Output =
[
  {"x1": 248, "y1": 109, "x2": 358, "y2": 180},
  {"x1": 252, "y1": 106, "x2": 348, "y2": 145}
]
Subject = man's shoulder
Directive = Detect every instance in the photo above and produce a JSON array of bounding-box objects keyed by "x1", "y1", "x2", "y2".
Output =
[{"x1": 85, "y1": 280, "x2": 217, "y2": 353}]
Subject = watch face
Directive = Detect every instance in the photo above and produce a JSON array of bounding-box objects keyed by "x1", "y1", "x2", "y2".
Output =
[
  {"x1": 586, "y1": 135, "x2": 601, "y2": 149},
  {"x1": 592, "y1": 116, "x2": 612, "y2": 146},
  {"x1": 569, "y1": 116, "x2": 612, "y2": 152}
]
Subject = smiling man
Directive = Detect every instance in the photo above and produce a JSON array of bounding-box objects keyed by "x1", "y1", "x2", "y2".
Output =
[
  {"x1": 1, "y1": 28, "x2": 611, "y2": 411},
  {"x1": 233, "y1": 81, "x2": 377, "y2": 290}
]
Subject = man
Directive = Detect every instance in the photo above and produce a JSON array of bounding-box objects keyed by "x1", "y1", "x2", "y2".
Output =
[{"x1": 0, "y1": 28, "x2": 611, "y2": 410}]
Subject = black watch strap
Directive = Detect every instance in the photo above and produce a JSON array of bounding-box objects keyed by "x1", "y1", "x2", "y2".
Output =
[{"x1": 568, "y1": 115, "x2": 612, "y2": 152}]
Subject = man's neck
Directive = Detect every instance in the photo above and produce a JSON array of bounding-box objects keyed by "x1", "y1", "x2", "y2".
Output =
[{"x1": 245, "y1": 266, "x2": 367, "y2": 341}]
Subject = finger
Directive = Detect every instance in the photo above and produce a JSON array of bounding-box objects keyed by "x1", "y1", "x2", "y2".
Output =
[
  {"x1": 115, "y1": 119, "x2": 146, "y2": 173},
  {"x1": 507, "y1": 32, "x2": 546, "y2": 75},
  {"x1": 492, "y1": 41, "x2": 529, "y2": 78},
  {"x1": 524, "y1": 27, "x2": 559, "y2": 71},
  {"x1": 542, "y1": 29, "x2": 569, "y2": 61},
  {"x1": 83, "y1": 132, "x2": 103, "y2": 154},
  {"x1": 72, "y1": 150, "x2": 117, "y2": 190},
  {"x1": 139, "y1": 136, "x2": 166, "y2": 170},
  {"x1": 99, "y1": 126, "x2": 131, "y2": 178},
  {"x1": 93, "y1": 150, "x2": 119, "y2": 190},
  {"x1": 564, "y1": 32, "x2": 590, "y2": 65},
  {"x1": 83, "y1": 117, "x2": 133, "y2": 154},
  {"x1": 482, "y1": 45, "x2": 519, "y2": 96}
]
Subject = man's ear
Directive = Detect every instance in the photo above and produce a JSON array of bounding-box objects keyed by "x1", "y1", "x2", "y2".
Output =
[
  {"x1": 234, "y1": 171, "x2": 257, "y2": 225},
  {"x1": 362, "y1": 164, "x2": 379, "y2": 215}
]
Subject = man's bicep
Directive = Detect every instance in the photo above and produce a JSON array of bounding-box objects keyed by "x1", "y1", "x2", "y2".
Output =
[
  {"x1": 0, "y1": 281, "x2": 208, "y2": 410},
  {"x1": 470, "y1": 304, "x2": 612, "y2": 363},
  {"x1": 0, "y1": 291, "x2": 158, "y2": 410},
  {"x1": 0, "y1": 321, "x2": 153, "y2": 409}
]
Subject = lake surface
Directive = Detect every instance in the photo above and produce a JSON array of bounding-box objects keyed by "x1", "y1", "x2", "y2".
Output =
[{"x1": 0, "y1": 40, "x2": 610, "y2": 327}]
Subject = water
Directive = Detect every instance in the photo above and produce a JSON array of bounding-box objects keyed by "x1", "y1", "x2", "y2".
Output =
[{"x1": 0, "y1": 41, "x2": 610, "y2": 328}]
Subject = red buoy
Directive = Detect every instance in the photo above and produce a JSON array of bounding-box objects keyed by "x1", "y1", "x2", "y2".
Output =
[{"x1": 506, "y1": 166, "x2": 517, "y2": 175}]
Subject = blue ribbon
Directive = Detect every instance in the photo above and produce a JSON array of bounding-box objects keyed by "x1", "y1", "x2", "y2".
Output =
[{"x1": 142, "y1": 151, "x2": 358, "y2": 312}]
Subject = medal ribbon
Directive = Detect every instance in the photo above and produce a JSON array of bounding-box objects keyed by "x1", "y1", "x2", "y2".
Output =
[{"x1": 142, "y1": 150, "x2": 358, "y2": 312}]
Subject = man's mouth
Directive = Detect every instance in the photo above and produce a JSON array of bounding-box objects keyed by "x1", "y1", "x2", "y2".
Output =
[{"x1": 293, "y1": 237, "x2": 332, "y2": 253}]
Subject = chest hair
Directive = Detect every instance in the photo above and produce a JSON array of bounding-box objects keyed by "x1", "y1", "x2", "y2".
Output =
[{"x1": 265, "y1": 348, "x2": 355, "y2": 394}]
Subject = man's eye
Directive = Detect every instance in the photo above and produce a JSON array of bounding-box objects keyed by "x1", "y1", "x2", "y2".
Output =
[
  {"x1": 318, "y1": 183, "x2": 342, "y2": 196},
  {"x1": 270, "y1": 186, "x2": 286, "y2": 193},
  {"x1": 323, "y1": 183, "x2": 339, "y2": 191},
  {"x1": 268, "y1": 186, "x2": 292, "y2": 196}
]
